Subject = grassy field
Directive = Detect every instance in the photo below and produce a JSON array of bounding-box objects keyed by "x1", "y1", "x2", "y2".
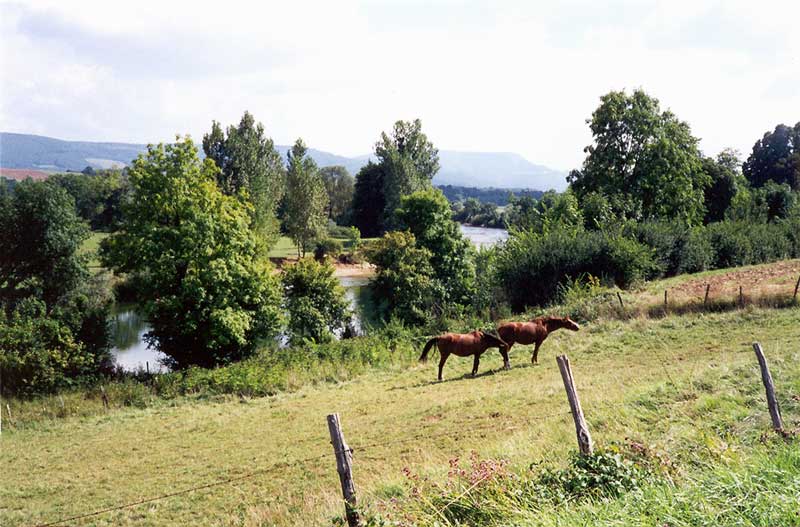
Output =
[
  {"x1": 2, "y1": 303, "x2": 799, "y2": 526},
  {"x1": 80, "y1": 231, "x2": 110, "y2": 270}
]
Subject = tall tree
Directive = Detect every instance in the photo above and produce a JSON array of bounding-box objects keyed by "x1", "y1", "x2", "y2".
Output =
[
  {"x1": 351, "y1": 161, "x2": 386, "y2": 238},
  {"x1": 101, "y1": 138, "x2": 282, "y2": 369},
  {"x1": 284, "y1": 139, "x2": 329, "y2": 257},
  {"x1": 395, "y1": 188, "x2": 475, "y2": 305},
  {"x1": 568, "y1": 89, "x2": 708, "y2": 225},
  {"x1": 702, "y1": 149, "x2": 745, "y2": 224},
  {"x1": 202, "y1": 112, "x2": 285, "y2": 246},
  {"x1": 319, "y1": 166, "x2": 355, "y2": 224},
  {"x1": 375, "y1": 119, "x2": 440, "y2": 229},
  {"x1": 282, "y1": 258, "x2": 350, "y2": 344},
  {"x1": 743, "y1": 122, "x2": 800, "y2": 190}
]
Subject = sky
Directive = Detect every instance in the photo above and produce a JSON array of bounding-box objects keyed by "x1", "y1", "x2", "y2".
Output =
[{"x1": 1, "y1": 0, "x2": 798, "y2": 171}]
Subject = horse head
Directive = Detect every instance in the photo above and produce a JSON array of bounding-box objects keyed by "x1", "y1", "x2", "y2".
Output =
[
  {"x1": 561, "y1": 316, "x2": 580, "y2": 331},
  {"x1": 479, "y1": 331, "x2": 509, "y2": 351}
]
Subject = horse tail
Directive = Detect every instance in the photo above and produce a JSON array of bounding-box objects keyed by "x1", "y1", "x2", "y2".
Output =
[{"x1": 419, "y1": 337, "x2": 439, "y2": 362}]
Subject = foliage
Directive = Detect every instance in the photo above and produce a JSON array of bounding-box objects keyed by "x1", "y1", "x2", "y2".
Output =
[
  {"x1": 568, "y1": 89, "x2": 709, "y2": 225},
  {"x1": 202, "y1": 111, "x2": 286, "y2": 246},
  {"x1": 375, "y1": 119, "x2": 439, "y2": 230},
  {"x1": 496, "y1": 227, "x2": 655, "y2": 310},
  {"x1": 282, "y1": 258, "x2": 351, "y2": 345},
  {"x1": 701, "y1": 149, "x2": 744, "y2": 224},
  {"x1": 627, "y1": 221, "x2": 712, "y2": 277},
  {"x1": 0, "y1": 179, "x2": 90, "y2": 308},
  {"x1": 351, "y1": 161, "x2": 386, "y2": 238},
  {"x1": 743, "y1": 121, "x2": 800, "y2": 190},
  {"x1": 313, "y1": 238, "x2": 344, "y2": 260},
  {"x1": 319, "y1": 165, "x2": 355, "y2": 224},
  {"x1": 506, "y1": 190, "x2": 584, "y2": 233},
  {"x1": 0, "y1": 297, "x2": 108, "y2": 395},
  {"x1": 396, "y1": 188, "x2": 476, "y2": 305},
  {"x1": 438, "y1": 185, "x2": 544, "y2": 206},
  {"x1": 101, "y1": 137, "x2": 283, "y2": 369},
  {"x1": 284, "y1": 139, "x2": 329, "y2": 257},
  {"x1": 452, "y1": 197, "x2": 506, "y2": 228},
  {"x1": 48, "y1": 169, "x2": 129, "y2": 230},
  {"x1": 366, "y1": 231, "x2": 439, "y2": 325}
]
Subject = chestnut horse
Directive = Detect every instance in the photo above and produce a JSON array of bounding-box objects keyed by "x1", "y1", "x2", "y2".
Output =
[
  {"x1": 497, "y1": 316, "x2": 580, "y2": 365},
  {"x1": 420, "y1": 331, "x2": 509, "y2": 381}
]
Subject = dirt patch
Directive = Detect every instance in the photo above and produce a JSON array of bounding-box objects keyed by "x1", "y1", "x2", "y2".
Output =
[
  {"x1": 269, "y1": 257, "x2": 375, "y2": 278},
  {"x1": 671, "y1": 260, "x2": 800, "y2": 299}
]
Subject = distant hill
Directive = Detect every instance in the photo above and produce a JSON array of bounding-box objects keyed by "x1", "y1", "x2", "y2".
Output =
[{"x1": 0, "y1": 132, "x2": 568, "y2": 190}]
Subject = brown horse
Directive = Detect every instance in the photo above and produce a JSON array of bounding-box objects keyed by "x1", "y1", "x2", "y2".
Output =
[
  {"x1": 497, "y1": 316, "x2": 580, "y2": 365},
  {"x1": 420, "y1": 331, "x2": 509, "y2": 381}
]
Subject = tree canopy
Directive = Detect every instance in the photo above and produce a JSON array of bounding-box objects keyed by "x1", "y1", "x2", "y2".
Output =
[
  {"x1": 284, "y1": 139, "x2": 329, "y2": 257},
  {"x1": 101, "y1": 137, "x2": 282, "y2": 369},
  {"x1": 202, "y1": 111, "x2": 286, "y2": 246},
  {"x1": 743, "y1": 122, "x2": 800, "y2": 191},
  {"x1": 568, "y1": 89, "x2": 708, "y2": 225},
  {"x1": 319, "y1": 166, "x2": 355, "y2": 225}
]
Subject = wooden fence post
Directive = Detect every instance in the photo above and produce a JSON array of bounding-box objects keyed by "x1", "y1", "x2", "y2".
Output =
[
  {"x1": 793, "y1": 274, "x2": 800, "y2": 303},
  {"x1": 616, "y1": 292, "x2": 624, "y2": 311},
  {"x1": 752, "y1": 343, "x2": 784, "y2": 433},
  {"x1": 556, "y1": 355, "x2": 594, "y2": 456},
  {"x1": 327, "y1": 413, "x2": 360, "y2": 527},
  {"x1": 739, "y1": 286, "x2": 744, "y2": 307},
  {"x1": 664, "y1": 290, "x2": 668, "y2": 312},
  {"x1": 703, "y1": 284, "x2": 710, "y2": 307}
]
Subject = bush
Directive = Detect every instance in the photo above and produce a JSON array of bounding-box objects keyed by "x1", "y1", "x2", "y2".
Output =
[
  {"x1": 283, "y1": 258, "x2": 351, "y2": 345},
  {"x1": 496, "y1": 227, "x2": 655, "y2": 310},
  {"x1": 313, "y1": 238, "x2": 343, "y2": 260},
  {"x1": 0, "y1": 298, "x2": 103, "y2": 395},
  {"x1": 628, "y1": 222, "x2": 712, "y2": 277}
]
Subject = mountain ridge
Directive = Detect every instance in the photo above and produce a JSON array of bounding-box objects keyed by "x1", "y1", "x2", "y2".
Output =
[{"x1": 0, "y1": 132, "x2": 568, "y2": 190}]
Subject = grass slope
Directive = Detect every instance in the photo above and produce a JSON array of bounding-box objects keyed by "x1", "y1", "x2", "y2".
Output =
[{"x1": 2, "y1": 307, "x2": 798, "y2": 526}]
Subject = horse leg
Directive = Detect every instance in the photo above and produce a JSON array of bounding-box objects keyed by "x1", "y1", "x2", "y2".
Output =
[
  {"x1": 532, "y1": 341, "x2": 542, "y2": 365},
  {"x1": 472, "y1": 354, "x2": 480, "y2": 377},
  {"x1": 500, "y1": 346, "x2": 510, "y2": 370},
  {"x1": 438, "y1": 352, "x2": 449, "y2": 381}
]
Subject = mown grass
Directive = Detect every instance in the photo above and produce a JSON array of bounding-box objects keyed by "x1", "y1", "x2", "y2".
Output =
[
  {"x1": 2, "y1": 306, "x2": 798, "y2": 526},
  {"x1": 80, "y1": 231, "x2": 110, "y2": 270}
]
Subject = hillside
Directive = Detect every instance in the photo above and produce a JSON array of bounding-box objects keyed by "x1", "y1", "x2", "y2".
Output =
[{"x1": 0, "y1": 132, "x2": 568, "y2": 190}]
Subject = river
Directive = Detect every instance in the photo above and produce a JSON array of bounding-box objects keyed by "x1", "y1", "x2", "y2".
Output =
[{"x1": 110, "y1": 225, "x2": 508, "y2": 370}]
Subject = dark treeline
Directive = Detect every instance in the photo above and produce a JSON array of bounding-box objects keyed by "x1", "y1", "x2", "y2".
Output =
[
  {"x1": 437, "y1": 185, "x2": 545, "y2": 206},
  {"x1": 2, "y1": 89, "x2": 799, "y2": 397}
]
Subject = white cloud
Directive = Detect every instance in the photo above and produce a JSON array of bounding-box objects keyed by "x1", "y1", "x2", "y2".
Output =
[{"x1": 1, "y1": 0, "x2": 798, "y2": 170}]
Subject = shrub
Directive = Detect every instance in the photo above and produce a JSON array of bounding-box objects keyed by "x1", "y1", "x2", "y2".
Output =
[
  {"x1": 495, "y1": 228, "x2": 655, "y2": 310},
  {"x1": 705, "y1": 222, "x2": 753, "y2": 268},
  {"x1": 313, "y1": 238, "x2": 343, "y2": 260},
  {"x1": 282, "y1": 258, "x2": 351, "y2": 345},
  {"x1": 628, "y1": 221, "x2": 712, "y2": 277}
]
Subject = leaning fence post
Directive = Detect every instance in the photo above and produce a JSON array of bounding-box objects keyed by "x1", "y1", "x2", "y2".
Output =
[
  {"x1": 793, "y1": 274, "x2": 800, "y2": 303},
  {"x1": 703, "y1": 284, "x2": 710, "y2": 307},
  {"x1": 752, "y1": 343, "x2": 784, "y2": 433},
  {"x1": 556, "y1": 355, "x2": 594, "y2": 456},
  {"x1": 327, "y1": 413, "x2": 360, "y2": 527},
  {"x1": 616, "y1": 292, "x2": 624, "y2": 311}
]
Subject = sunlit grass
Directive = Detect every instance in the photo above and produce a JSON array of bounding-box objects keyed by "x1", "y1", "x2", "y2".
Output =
[{"x1": 2, "y1": 306, "x2": 798, "y2": 526}]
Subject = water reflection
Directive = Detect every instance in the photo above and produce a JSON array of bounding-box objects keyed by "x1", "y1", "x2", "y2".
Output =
[{"x1": 109, "y1": 305, "x2": 166, "y2": 372}]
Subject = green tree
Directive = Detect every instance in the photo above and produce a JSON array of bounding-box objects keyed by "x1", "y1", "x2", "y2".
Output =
[
  {"x1": 507, "y1": 190, "x2": 584, "y2": 234},
  {"x1": 0, "y1": 179, "x2": 90, "y2": 308},
  {"x1": 376, "y1": 119, "x2": 439, "y2": 229},
  {"x1": 49, "y1": 169, "x2": 129, "y2": 230},
  {"x1": 395, "y1": 188, "x2": 475, "y2": 305},
  {"x1": 282, "y1": 258, "x2": 350, "y2": 344},
  {"x1": 0, "y1": 180, "x2": 112, "y2": 394},
  {"x1": 568, "y1": 89, "x2": 708, "y2": 225},
  {"x1": 202, "y1": 112, "x2": 286, "y2": 246},
  {"x1": 743, "y1": 122, "x2": 800, "y2": 190},
  {"x1": 366, "y1": 231, "x2": 438, "y2": 325},
  {"x1": 351, "y1": 161, "x2": 386, "y2": 237},
  {"x1": 319, "y1": 166, "x2": 355, "y2": 224},
  {"x1": 702, "y1": 149, "x2": 745, "y2": 224},
  {"x1": 101, "y1": 138, "x2": 282, "y2": 369},
  {"x1": 284, "y1": 139, "x2": 329, "y2": 257}
]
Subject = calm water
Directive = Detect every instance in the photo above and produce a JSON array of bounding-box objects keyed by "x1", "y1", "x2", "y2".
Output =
[
  {"x1": 110, "y1": 226, "x2": 508, "y2": 370},
  {"x1": 459, "y1": 224, "x2": 509, "y2": 248}
]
